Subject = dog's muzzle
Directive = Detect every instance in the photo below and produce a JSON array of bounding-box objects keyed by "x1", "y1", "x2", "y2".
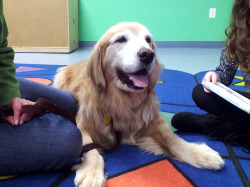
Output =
[
  {"x1": 117, "y1": 68, "x2": 149, "y2": 90},
  {"x1": 116, "y1": 48, "x2": 155, "y2": 91}
]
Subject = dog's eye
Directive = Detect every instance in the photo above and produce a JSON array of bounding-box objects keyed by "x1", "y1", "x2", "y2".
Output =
[
  {"x1": 145, "y1": 36, "x2": 151, "y2": 43},
  {"x1": 115, "y1": 36, "x2": 127, "y2": 43}
]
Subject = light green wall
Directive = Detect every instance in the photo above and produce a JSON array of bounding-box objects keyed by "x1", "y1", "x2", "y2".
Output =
[{"x1": 78, "y1": 0, "x2": 233, "y2": 42}]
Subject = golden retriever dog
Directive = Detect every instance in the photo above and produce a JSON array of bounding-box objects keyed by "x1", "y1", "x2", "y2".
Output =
[{"x1": 54, "y1": 22, "x2": 224, "y2": 187}]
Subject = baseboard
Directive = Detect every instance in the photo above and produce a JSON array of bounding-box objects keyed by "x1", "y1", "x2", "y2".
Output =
[
  {"x1": 155, "y1": 41, "x2": 225, "y2": 48},
  {"x1": 79, "y1": 41, "x2": 96, "y2": 48},
  {"x1": 79, "y1": 41, "x2": 225, "y2": 48}
]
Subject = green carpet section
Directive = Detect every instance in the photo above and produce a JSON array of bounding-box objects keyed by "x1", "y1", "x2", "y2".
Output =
[{"x1": 160, "y1": 112, "x2": 177, "y2": 132}]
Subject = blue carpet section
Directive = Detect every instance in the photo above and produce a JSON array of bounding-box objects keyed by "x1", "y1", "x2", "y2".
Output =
[
  {"x1": 157, "y1": 69, "x2": 244, "y2": 114},
  {"x1": 241, "y1": 160, "x2": 250, "y2": 179},
  {"x1": 103, "y1": 145, "x2": 163, "y2": 177},
  {"x1": 0, "y1": 171, "x2": 69, "y2": 187},
  {"x1": 0, "y1": 64, "x2": 248, "y2": 187},
  {"x1": 171, "y1": 133, "x2": 250, "y2": 187},
  {"x1": 173, "y1": 159, "x2": 241, "y2": 187},
  {"x1": 15, "y1": 64, "x2": 62, "y2": 84},
  {"x1": 156, "y1": 69, "x2": 202, "y2": 114}
]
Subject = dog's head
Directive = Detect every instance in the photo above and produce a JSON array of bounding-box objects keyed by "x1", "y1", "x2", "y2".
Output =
[{"x1": 86, "y1": 22, "x2": 161, "y2": 93}]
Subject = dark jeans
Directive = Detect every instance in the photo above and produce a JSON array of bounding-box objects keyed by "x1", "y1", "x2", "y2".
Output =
[
  {"x1": 192, "y1": 84, "x2": 250, "y2": 123},
  {"x1": 0, "y1": 78, "x2": 82, "y2": 174}
]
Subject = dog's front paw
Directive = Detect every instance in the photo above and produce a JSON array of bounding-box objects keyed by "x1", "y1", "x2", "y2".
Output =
[
  {"x1": 74, "y1": 166, "x2": 105, "y2": 187},
  {"x1": 185, "y1": 143, "x2": 225, "y2": 170},
  {"x1": 74, "y1": 150, "x2": 106, "y2": 187}
]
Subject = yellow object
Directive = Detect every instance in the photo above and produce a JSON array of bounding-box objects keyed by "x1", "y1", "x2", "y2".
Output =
[
  {"x1": 103, "y1": 113, "x2": 111, "y2": 125},
  {"x1": 234, "y1": 76, "x2": 245, "y2": 86},
  {"x1": 0, "y1": 174, "x2": 19, "y2": 180}
]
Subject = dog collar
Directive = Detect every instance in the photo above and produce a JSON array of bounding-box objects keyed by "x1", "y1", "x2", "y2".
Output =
[{"x1": 147, "y1": 89, "x2": 151, "y2": 94}]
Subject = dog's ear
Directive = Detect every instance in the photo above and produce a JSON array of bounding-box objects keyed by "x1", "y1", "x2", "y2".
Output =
[
  {"x1": 149, "y1": 41, "x2": 162, "y2": 90},
  {"x1": 86, "y1": 43, "x2": 106, "y2": 90}
]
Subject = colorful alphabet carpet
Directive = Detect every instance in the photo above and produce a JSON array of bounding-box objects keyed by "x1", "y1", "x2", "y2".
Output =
[{"x1": 0, "y1": 64, "x2": 249, "y2": 187}]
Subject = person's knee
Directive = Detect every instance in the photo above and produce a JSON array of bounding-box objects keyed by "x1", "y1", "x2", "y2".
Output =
[
  {"x1": 60, "y1": 125, "x2": 82, "y2": 162},
  {"x1": 43, "y1": 115, "x2": 82, "y2": 162},
  {"x1": 0, "y1": 118, "x2": 83, "y2": 173},
  {"x1": 45, "y1": 125, "x2": 82, "y2": 171},
  {"x1": 192, "y1": 84, "x2": 205, "y2": 106}
]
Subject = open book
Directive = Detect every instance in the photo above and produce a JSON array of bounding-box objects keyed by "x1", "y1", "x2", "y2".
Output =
[{"x1": 202, "y1": 81, "x2": 250, "y2": 114}]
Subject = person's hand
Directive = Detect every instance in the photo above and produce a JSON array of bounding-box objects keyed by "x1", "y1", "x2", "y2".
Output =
[
  {"x1": 1, "y1": 97, "x2": 35, "y2": 125},
  {"x1": 202, "y1": 71, "x2": 218, "y2": 93}
]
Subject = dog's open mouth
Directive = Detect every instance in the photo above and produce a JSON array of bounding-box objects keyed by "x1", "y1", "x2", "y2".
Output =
[{"x1": 117, "y1": 68, "x2": 149, "y2": 90}]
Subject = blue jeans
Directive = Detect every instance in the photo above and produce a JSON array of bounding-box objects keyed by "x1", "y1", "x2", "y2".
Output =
[{"x1": 0, "y1": 78, "x2": 82, "y2": 174}]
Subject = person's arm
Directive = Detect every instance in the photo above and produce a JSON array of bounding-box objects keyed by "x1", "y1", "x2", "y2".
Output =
[
  {"x1": 0, "y1": 11, "x2": 34, "y2": 125},
  {"x1": 0, "y1": 12, "x2": 21, "y2": 106},
  {"x1": 215, "y1": 49, "x2": 238, "y2": 86},
  {"x1": 0, "y1": 40, "x2": 21, "y2": 106},
  {"x1": 202, "y1": 49, "x2": 238, "y2": 93}
]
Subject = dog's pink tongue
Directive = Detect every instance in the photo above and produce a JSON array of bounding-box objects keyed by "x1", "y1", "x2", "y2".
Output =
[{"x1": 129, "y1": 75, "x2": 149, "y2": 88}]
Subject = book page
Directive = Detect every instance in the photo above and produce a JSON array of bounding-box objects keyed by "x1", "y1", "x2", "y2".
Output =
[
  {"x1": 216, "y1": 82, "x2": 250, "y2": 105},
  {"x1": 202, "y1": 81, "x2": 250, "y2": 114}
]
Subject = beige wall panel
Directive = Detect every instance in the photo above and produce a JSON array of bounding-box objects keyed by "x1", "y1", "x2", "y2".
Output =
[{"x1": 3, "y1": 0, "x2": 78, "y2": 53}]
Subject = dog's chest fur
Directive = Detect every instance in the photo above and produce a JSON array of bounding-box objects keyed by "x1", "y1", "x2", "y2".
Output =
[{"x1": 92, "y1": 89, "x2": 159, "y2": 143}]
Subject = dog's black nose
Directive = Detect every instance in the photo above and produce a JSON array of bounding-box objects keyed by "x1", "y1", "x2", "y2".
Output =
[{"x1": 137, "y1": 48, "x2": 155, "y2": 65}]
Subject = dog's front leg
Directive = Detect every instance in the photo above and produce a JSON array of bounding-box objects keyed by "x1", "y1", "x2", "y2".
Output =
[
  {"x1": 73, "y1": 131, "x2": 106, "y2": 187},
  {"x1": 142, "y1": 116, "x2": 224, "y2": 170}
]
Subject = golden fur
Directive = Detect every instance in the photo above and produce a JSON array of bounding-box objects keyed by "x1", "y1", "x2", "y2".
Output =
[{"x1": 54, "y1": 22, "x2": 224, "y2": 187}]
